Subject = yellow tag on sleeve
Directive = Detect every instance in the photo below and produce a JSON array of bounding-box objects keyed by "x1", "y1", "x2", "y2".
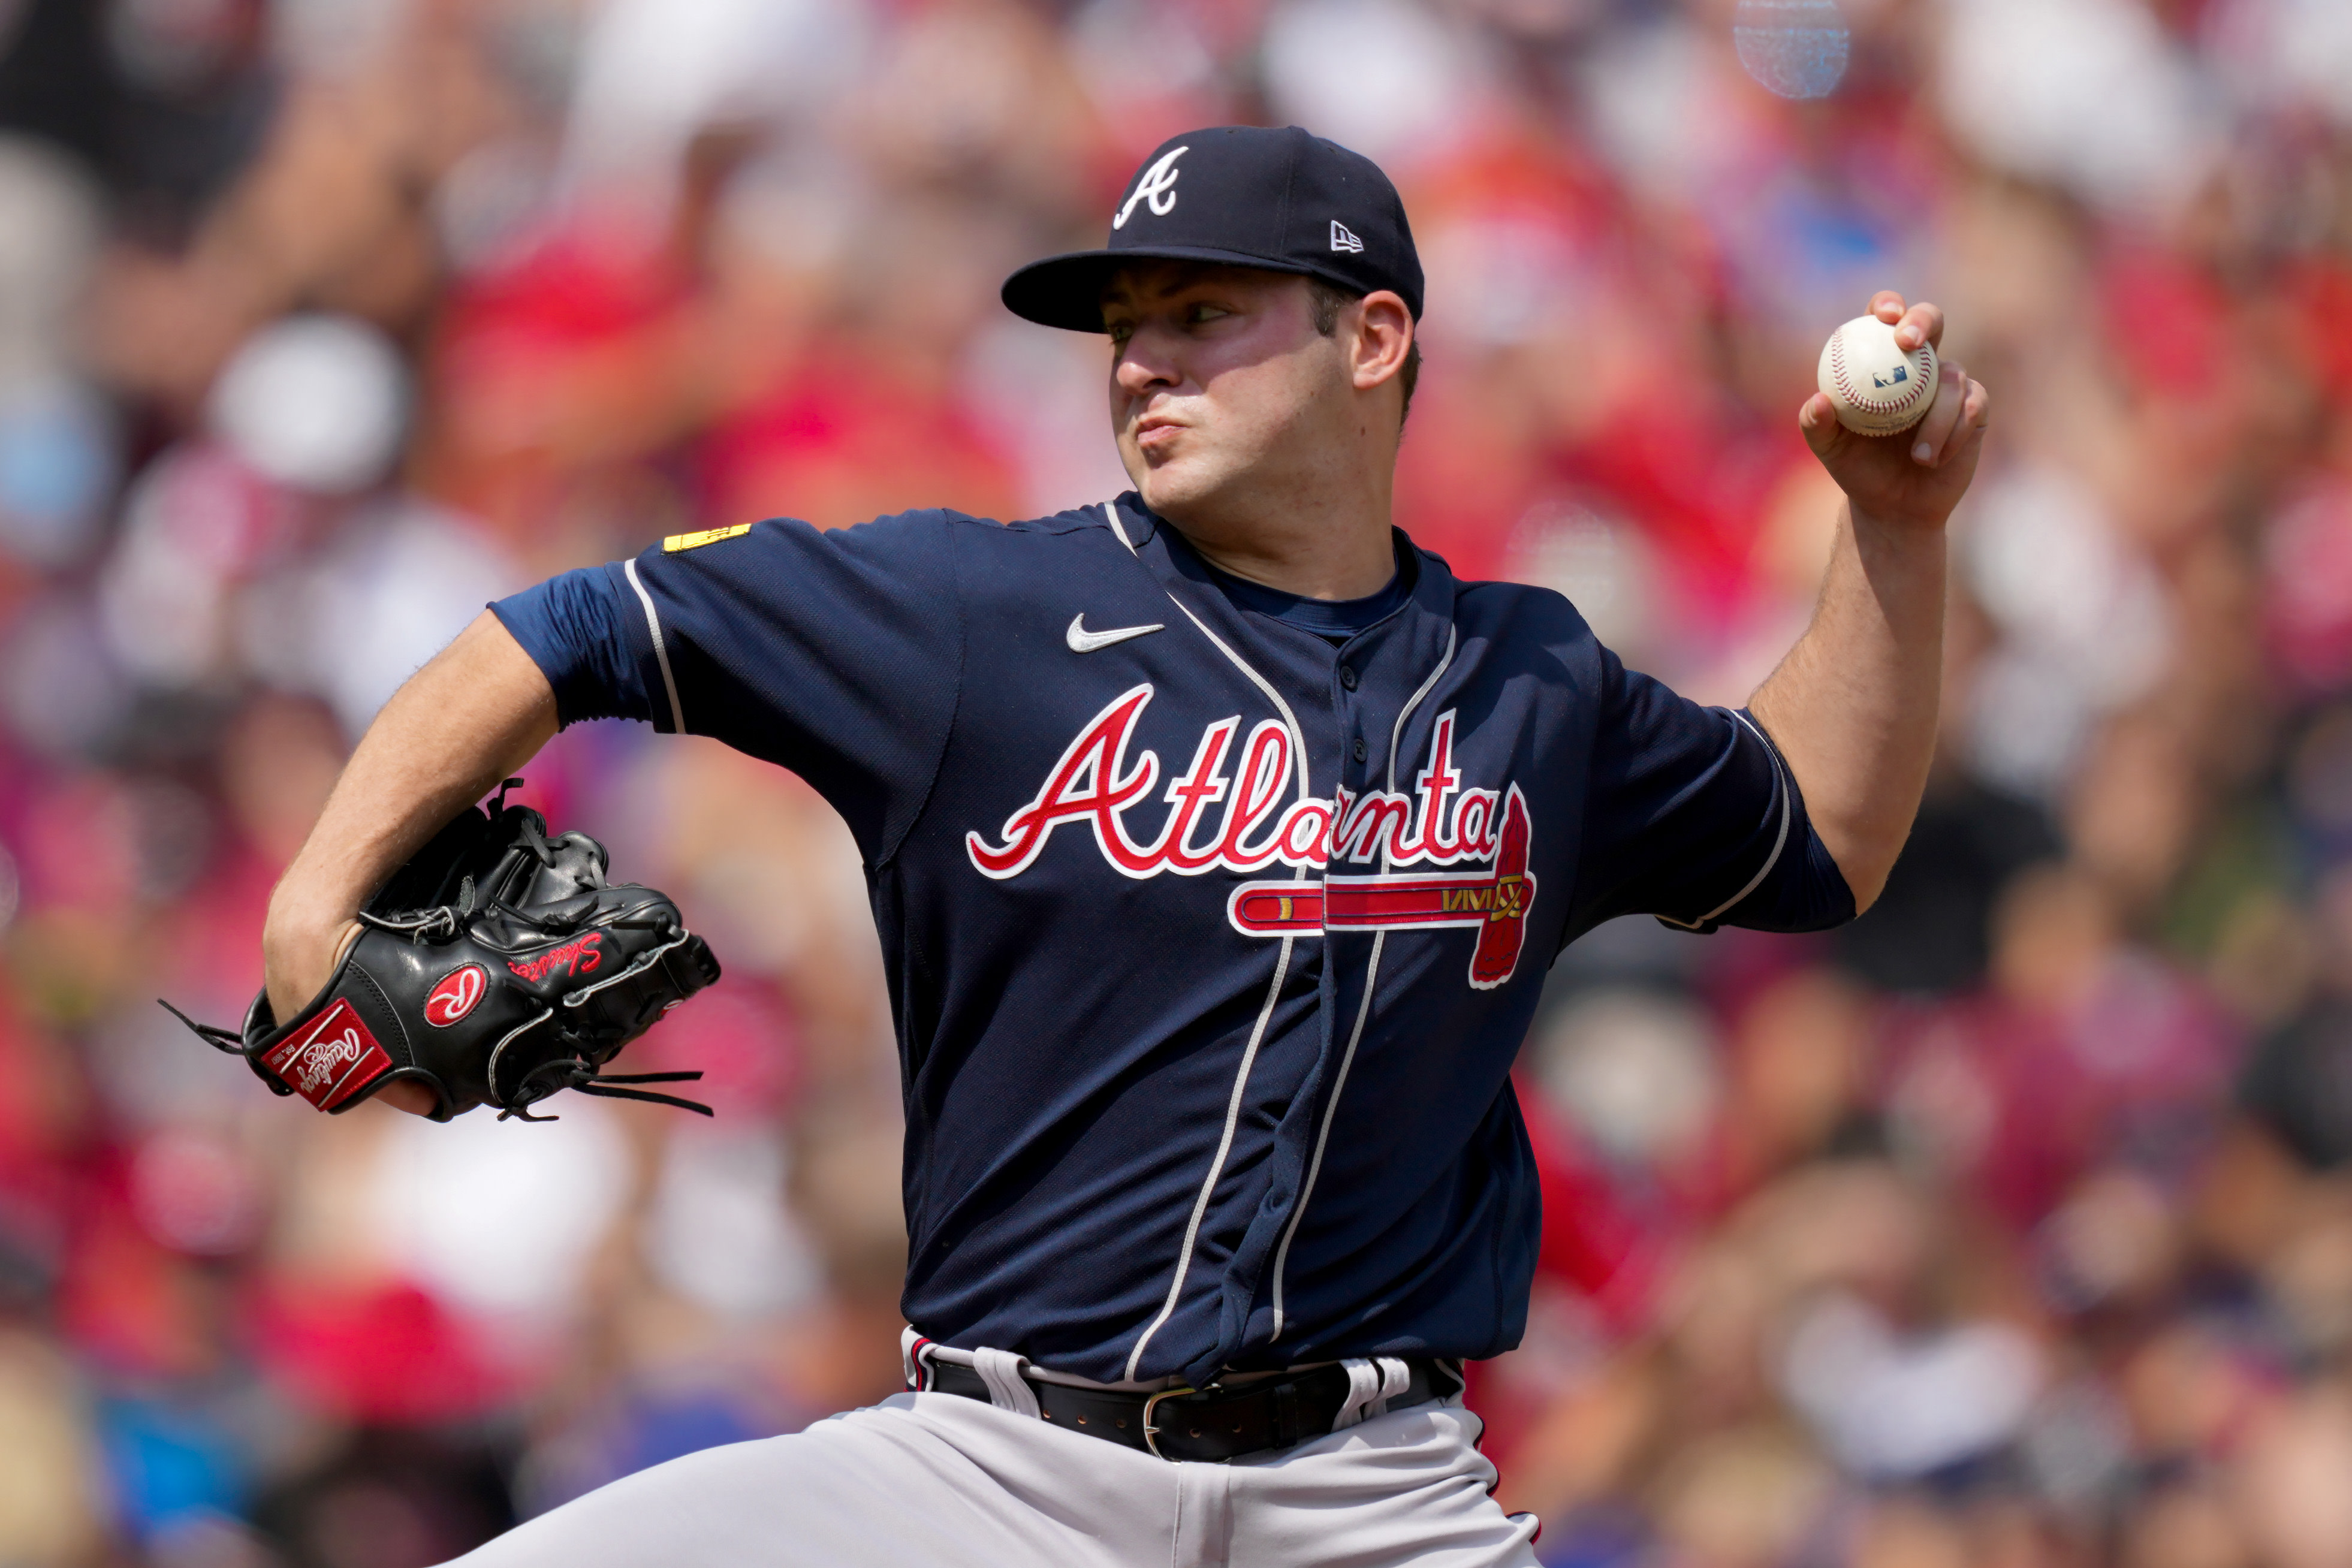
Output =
[{"x1": 663, "y1": 524, "x2": 753, "y2": 552}]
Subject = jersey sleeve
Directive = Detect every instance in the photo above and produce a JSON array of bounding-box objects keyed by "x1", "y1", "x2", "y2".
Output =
[
  {"x1": 1564, "y1": 645, "x2": 1853, "y2": 942},
  {"x1": 491, "y1": 566, "x2": 646, "y2": 726},
  {"x1": 490, "y1": 511, "x2": 966, "y2": 862}
]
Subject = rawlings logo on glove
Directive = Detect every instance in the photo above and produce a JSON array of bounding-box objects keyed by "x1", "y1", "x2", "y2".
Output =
[
  {"x1": 259, "y1": 1000, "x2": 391, "y2": 1110},
  {"x1": 424, "y1": 964, "x2": 487, "y2": 1026},
  {"x1": 165, "y1": 782, "x2": 722, "y2": 1122}
]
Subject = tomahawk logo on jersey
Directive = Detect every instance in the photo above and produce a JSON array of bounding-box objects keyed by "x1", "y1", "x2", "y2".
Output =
[{"x1": 493, "y1": 491, "x2": 1853, "y2": 1389}]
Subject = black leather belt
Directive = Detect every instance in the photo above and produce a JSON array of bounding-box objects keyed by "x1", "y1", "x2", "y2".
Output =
[{"x1": 923, "y1": 1356, "x2": 1463, "y2": 1463}]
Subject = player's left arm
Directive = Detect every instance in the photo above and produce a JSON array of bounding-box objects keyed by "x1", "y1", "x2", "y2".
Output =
[{"x1": 1747, "y1": 292, "x2": 1991, "y2": 913}]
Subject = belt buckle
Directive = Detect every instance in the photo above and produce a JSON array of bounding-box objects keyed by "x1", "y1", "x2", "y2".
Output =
[{"x1": 1140, "y1": 1385, "x2": 1197, "y2": 1460}]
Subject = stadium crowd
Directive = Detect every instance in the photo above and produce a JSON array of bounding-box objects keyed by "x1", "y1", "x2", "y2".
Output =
[{"x1": 2, "y1": 0, "x2": 2352, "y2": 1562}]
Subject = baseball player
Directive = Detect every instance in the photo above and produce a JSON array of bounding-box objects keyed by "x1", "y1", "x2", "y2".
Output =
[{"x1": 260, "y1": 126, "x2": 1989, "y2": 1565}]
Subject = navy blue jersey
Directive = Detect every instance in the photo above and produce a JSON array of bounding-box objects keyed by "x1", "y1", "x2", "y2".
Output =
[{"x1": 495, "y1": 494, "x2": 1852, "y2": 1389}]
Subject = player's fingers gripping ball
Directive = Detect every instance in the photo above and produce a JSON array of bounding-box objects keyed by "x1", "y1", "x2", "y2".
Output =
[
  {"x1": 165, "y1": 782, "x2": 721, "y2": 1121},
  {"x1": 1818, "y1": 313, "x2": 1940, "y2": 436}
]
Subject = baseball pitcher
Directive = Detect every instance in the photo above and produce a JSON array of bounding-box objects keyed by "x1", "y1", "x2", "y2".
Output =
[{"x1": 252, "y1": 127, "x2": 1989, "y2": 1565}]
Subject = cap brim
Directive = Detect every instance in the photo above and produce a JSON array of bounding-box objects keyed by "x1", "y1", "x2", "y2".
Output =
[{"x1": 1000, "y1": 246, "x2": 1340, "y2": 333}]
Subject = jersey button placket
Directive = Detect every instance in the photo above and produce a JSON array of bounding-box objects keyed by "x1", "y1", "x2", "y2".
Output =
[{"x1": 1337, "y1": 662, "x2": 1367, "y2": 776}]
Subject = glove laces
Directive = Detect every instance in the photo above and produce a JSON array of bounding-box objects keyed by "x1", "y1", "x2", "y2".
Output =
[{"x1": 499, "y1": 1056, "x2": 712, "y2": 1121}]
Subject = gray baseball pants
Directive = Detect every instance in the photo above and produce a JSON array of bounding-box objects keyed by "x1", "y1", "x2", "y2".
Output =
[{"x1": 446, "y1": 1386, "x2": 1541, "y2": 1566}]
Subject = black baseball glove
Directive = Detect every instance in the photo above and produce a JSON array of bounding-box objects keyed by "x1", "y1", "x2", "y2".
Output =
[{"x1": 166, "y1": 781, "x2": 720, "y2": 1122}]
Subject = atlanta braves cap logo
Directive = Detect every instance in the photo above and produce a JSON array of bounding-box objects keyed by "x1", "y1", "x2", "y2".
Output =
[
  {"x1": 1112, "y1": 146, "x2": 1189, "y2": 230},
  {"x1": 1001, "y1": 126, "x2": 1425, "y2": 333}
]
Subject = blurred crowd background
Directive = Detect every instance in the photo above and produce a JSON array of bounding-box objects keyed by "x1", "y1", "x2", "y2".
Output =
[{"x1": 1, "y1": 0, "x2": 2351, "y2": 1563}]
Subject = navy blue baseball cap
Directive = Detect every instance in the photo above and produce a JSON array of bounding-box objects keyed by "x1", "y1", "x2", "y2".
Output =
[{"x1": 1002, "y1": 125, "x2": 1424, "y2": 333}]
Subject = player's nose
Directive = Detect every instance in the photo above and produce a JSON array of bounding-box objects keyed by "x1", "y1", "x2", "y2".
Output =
[{"x1": 1113, "y1": 327, "x2": 1183, "y2": 398}]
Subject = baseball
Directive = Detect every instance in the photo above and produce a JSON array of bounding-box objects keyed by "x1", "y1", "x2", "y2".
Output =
[{"x1": 1817, "y1": 314, "x2": 1940, "y2": 436}]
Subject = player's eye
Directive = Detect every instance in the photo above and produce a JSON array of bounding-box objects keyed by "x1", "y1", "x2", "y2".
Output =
[
  {"x1": 1184, "y1": 303, "x2": 1232, "y2": 327},
  {"x1": 1106, "y1": 318, "x2": 1135, "y2": 348}
]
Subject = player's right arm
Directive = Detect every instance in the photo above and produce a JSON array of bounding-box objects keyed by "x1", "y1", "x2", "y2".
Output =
[
  {"x1": 264, "y1": 510, "x2": 968, "y2": 1117},
  {"x1": 261, "y1": 611, "x2": 557, "y2": 1112}
]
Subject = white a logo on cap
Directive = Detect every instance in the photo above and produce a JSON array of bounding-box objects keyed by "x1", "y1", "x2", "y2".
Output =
[
  {"x1": 1330, "y1": 220, "x2": 1364, "y2": 254},
  {"x1": 1113, "y1": 146, "x2": 1189, "y2": 230}
]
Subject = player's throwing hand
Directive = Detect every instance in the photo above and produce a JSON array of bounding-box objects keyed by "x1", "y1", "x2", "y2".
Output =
[{"x1": 1800, "y1": 291, "x2": 1992, "y2": 532}]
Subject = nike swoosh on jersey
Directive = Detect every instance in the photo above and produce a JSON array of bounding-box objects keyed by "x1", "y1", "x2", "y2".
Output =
[{"x1": 1066, "y1": 615, "x2": 1165, "y2": 653}]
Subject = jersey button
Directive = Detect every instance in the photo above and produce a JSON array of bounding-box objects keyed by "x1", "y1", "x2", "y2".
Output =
[
  {"x1": 1338, "y1": 665, "x2": 1359, "y2": 691},
  {"x1": 1353, "y1": 738, "x2": 1368, "y2": 763}
]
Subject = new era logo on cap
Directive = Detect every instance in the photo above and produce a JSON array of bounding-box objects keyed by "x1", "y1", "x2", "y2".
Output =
[{"x1": 1000, "y1": 125, "x2": 1424, "y2": 333}]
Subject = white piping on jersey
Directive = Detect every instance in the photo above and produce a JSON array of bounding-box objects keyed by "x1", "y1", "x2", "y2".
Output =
[
  {"x1": 1383, "y1": 627, "x2": 1461, "y2": 798},
  {"x1": 1105, "y1": 502, "x2": 1328, "y2": 1380},
  {"x1": 1125, "y1": 934, "x2": 1296, "y2": 1381},
  {"x1": 1268, "y1": 624, "x2": 1456, "y2": 1340},
  {"x1": 624, "y1": 558, "x2": 687, "y2": 735},
  {"x1": 1098, "y1": 503, "x2": 1312, "y2": 797},
  {"x1": 1270, "y1": 928, "x2": 1380, "y2": 1343},
  {"x1": 1161, "y1": 599, "x2": 1313, "y2": 799},
  {"x1": 1103, "y1": 502, "x2": 1138, "y2": 553},
  {"x1": 1657, "y1": 710, "x2": 1792, "y2": 930}
]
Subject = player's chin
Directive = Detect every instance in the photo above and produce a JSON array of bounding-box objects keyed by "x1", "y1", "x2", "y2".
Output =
[{"x1": 1134, "y1": 452, "x2": 1226, "y2": 515}]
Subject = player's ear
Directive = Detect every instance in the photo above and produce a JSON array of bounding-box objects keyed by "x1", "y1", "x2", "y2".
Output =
[{"x1": 1352, "y1": 291, "x2": 1413, "y2": 393}]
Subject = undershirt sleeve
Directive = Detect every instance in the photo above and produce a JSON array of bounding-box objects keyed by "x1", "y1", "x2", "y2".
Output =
[
  {"x1": 491, "y1": 568, "x2": 650, "y2": 726},
  {"x1": 489, "y1": 509, "x2": 968, "y2": 863},
  {"x1": 1564, "y1": 646, "x2": 1854, "y2": 943}
]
